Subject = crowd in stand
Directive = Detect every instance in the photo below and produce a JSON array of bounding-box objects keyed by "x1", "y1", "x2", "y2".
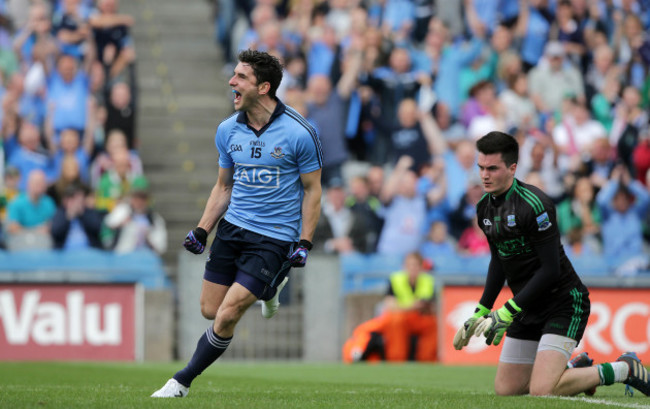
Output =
[
  {"x1": 0, "y1": 0, "x2": 166, "y2": 255},
  {"x1": 215, "y1": 0, "x2": 650, "y2": 276}
]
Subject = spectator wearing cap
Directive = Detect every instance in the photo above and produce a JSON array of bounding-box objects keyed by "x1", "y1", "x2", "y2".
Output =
[
  {"x1": 103, "y1": 176, "x2": 167, "y2": 254},
  {"x1": 50, "y1": 184, "x2": 104, "y2": 250},
  {"x1": 528, "y1": 40, "x2": 585, "y2": 118}
]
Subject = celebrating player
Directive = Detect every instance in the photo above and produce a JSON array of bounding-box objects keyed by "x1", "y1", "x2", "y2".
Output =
[
  {"x1": 453, "y1": 131, "x2": 650, "y2": 397},
  {"x1": 152, "y1": 50, "x2": 323, "y2": 398}
]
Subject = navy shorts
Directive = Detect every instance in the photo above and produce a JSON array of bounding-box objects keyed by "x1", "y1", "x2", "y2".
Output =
[{"x1": 204, "y1": 219, "x2": 294, "y2": 300}]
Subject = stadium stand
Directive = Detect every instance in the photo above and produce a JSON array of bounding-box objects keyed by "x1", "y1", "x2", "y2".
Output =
[{"x1": 0, "y1": 0, "x2": 169, "y2": 291}]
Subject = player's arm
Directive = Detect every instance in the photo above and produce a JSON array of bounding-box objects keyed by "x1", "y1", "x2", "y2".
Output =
[
  {"x1": 479, "y1": 242, "x2": 507, "y2": 309},
  {"x1": 298, "y1": 168, "x2": 322, "y2": 243},
  {"x1": 453, "y1": 243, "x2": 505, "y2": 350},
  {"x1": 476, "y1": 238, "x2": 560, "y2": 346},
  {"x1": 183, "y1": 165, "x2": 234, "y2": 254},
  {"x1": 288, "y1": 168, "x2": 322, "y2": 267},
  {"x1": 197, "y1": 165, "x2": 234, "y2": 234}
]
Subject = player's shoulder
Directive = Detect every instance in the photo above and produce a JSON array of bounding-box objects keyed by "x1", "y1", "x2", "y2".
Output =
[
  {"x1": 477, "y1": 192, "x2": 490, "y2": 207},
  {"x1": 216, "y1": 111, "x2": 240, "y2": 132},
  {"x1": 282, "y1": 105, "x2": 318, "y2": 139},
  {"x1": 510, "y1": 179, "x2": 552, "y2": 214}
]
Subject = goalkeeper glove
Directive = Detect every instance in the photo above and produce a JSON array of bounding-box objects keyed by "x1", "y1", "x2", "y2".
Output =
[
  {"x1": 475, "y1": 299, "x2": 521, "y2": 346},
  {"x1": 289, "y1": 239, "x2": 313, "y2": 267},
  {"x1": 453, "y1": 304, "x2": 490, "y2": 350},
  {"x1": 184, "y1": 227, "x2": 208, "y2": 254}
]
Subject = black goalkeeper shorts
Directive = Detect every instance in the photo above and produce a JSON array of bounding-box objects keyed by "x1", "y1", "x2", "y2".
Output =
[{"x1": 507, "y1": 283, "x2": 591, "y2": 343}]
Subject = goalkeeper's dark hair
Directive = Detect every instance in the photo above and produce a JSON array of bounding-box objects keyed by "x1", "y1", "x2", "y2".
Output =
[
  {"x1": 237, "y1": 49, "x2": 283, "y2": 99},
  {"x1": 476, "y1": 131, "x2": 519, "y2": 167}
]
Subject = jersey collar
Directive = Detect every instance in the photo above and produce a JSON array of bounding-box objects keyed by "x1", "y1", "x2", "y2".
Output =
[
  {"x1": 236, "y1": 98, "x2": 286, "y2": 137},
  {"x1": 491, "y1": 178, "x2": 518, "y2": 205}
]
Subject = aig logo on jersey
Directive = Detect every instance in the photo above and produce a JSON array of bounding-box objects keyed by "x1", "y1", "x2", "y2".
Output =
[
  {"x1": 234, "y1": 164, "x2": 280, "y2": 189},
  {"x1": 536, "y1": 212, "x2": 552, "y2": 231}
]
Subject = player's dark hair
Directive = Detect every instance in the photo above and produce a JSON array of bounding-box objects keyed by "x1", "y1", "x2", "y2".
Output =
[
  {"x1": 238, "y1": 49, "x2": 283, "y2": 99},
  {"x1": 476, "y1": 131, "x2": 519, "y2": 166}
]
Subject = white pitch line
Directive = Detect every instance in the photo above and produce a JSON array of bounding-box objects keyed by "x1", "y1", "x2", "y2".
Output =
[{"x1": 537, "y1": 395, "x2": 650, "y2": 409}]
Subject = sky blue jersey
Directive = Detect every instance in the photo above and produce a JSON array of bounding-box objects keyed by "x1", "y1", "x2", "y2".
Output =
[{"x1": 215, "y1": 100, "x2": 323, "y2": 242}]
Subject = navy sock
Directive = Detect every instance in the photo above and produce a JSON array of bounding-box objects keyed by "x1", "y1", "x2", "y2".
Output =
[{"x1": 173, "y1": 327, "x2": 232, "y2": 387}]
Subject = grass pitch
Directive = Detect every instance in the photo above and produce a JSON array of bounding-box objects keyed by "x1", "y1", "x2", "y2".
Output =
[{"x1": 0, "y1": 361, "x2": 647, "y2": 409}]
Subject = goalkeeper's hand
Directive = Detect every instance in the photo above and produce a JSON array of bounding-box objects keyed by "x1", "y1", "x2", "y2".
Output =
[
  {"x1": 453, "y1": 304, "x2": 490, "y2": 350},
  {"x1": 184, "y1": 227, "x2": 207, "y2": 254},
  {"x1": 475, "y1": 299, "x2": 521, "y2": 346}
]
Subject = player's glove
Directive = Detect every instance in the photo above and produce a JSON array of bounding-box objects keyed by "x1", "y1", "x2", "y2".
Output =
[
  {"x1": 184, "y1": 227, "x2": 208, "y2": 254},
  {"x1": 475, "y1": 299, "x2": 521, "y2": 346},
  {"x1": 289, "y1": 239, "x2": 313, "y2": 268},
  {"x1": 453, "y1": 304, "x2": 490, "y2": 350}
]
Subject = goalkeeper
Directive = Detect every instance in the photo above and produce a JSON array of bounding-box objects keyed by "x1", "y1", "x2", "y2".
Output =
[{"x1": 453, "y1": 131, "x2": 650, "y2": 397}]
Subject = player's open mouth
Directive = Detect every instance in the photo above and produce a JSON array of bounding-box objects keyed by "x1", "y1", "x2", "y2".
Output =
[{"x1": 232, "y1": 90, "x2": 241, "y2": 103}]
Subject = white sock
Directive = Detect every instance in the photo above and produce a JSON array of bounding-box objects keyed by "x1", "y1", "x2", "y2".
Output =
[{"x1": 612, "y1": 361, "x2": 630, "y2": 383}]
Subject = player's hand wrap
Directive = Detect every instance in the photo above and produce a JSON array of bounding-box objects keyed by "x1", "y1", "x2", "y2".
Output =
[
  {"x1": 453, "y1": 303, "x2": 490, "y2": 350},
  {"x1": 475, "y1": 299, "x2": 521, "y2": 346},
  {"x1": 184, "y1": 227, "x2": 208, "y2": 254},
  {"x1": 289, "y1": 239, "x2": 312, "y2": 268}
]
